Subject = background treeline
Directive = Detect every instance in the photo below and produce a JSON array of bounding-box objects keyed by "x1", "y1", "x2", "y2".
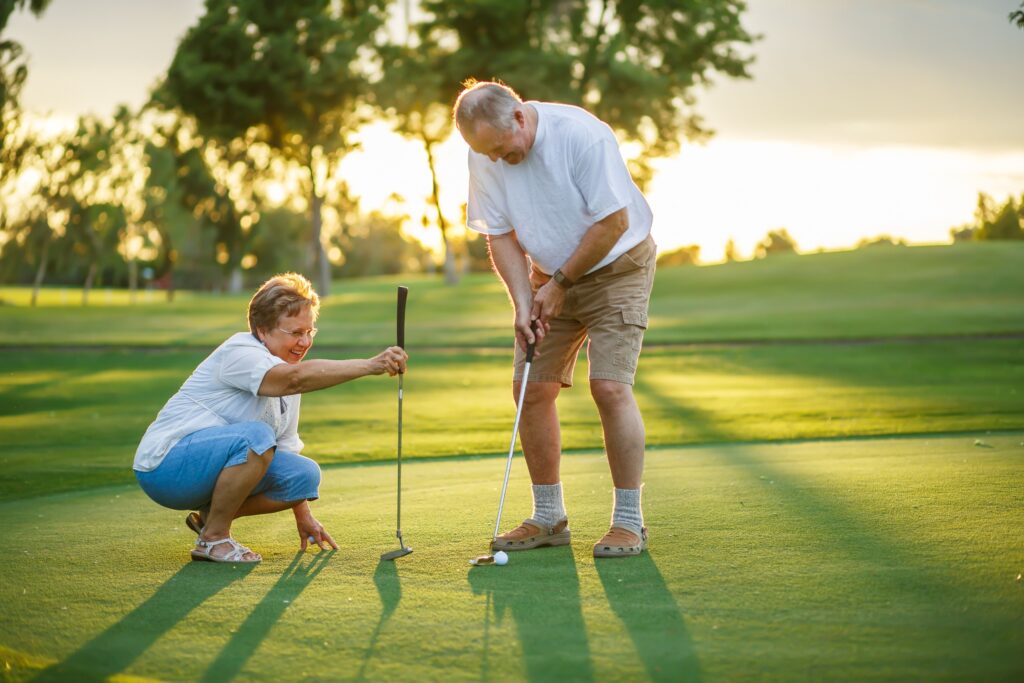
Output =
[
  {"x1": 950, "y1": 192, "x2": 1024, "y2": 243},
  {"x1": 656, "y1": 192, "x2": 1024, "y2": 268},
  {"x1": 0, "y1": 0, "x2": 758, "y2": 302}
]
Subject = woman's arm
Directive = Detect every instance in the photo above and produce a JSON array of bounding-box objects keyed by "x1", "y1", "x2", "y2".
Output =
[{"x1": 257, "y1": 346, "x2": 408, "y2": 397}]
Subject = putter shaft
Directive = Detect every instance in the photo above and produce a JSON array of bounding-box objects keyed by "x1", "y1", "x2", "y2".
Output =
[
  {"x1": 382, "y1": 285, "x2": 411, "y2": 561},
  {"x1": 396, "y1": 372, "x2": 403, "y2": 539},
  {"x1": 493, "y1": 358, "x2": 532, "y2": 540}
]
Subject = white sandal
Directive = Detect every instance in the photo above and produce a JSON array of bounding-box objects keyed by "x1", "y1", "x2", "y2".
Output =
[{"x1": 191, "y1": 537, "x2": 262, "y2": 564}]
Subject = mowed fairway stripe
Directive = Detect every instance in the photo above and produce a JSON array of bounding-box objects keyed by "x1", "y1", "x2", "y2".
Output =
[
  {"x1": 1, "y1": 432, "x2": 1021, "y2": 682},
  {"x1": 3, "y1": 339, "x2": 1023, "y2": 502}
]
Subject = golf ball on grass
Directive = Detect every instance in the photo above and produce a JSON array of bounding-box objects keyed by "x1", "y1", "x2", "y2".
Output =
[{"x1": 468, "y1": 551, "x2": 510, "y2": 566}]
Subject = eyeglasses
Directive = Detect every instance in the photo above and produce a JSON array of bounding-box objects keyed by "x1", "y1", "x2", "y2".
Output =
[{"x1": 276, "y1": 327, "x2": 318, "y2": 340}]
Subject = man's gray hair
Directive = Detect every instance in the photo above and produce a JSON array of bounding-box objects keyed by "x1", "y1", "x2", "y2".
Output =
[{"x1": 453, "y1": 80, "x2": 523, "y2": 133}]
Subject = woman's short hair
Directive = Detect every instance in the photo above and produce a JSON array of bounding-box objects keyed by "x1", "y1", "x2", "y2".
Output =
[
  {"x1": 453, "y1": 80, "x2": 523, "y2": 133},
  {"x1": 248, "y1": 272, "x2": 320, "y2": 336}
]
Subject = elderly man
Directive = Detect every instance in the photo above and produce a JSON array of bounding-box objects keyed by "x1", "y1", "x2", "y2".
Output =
[{"x1": 454, "y1": 80, "x2": 657, "y2": 558}]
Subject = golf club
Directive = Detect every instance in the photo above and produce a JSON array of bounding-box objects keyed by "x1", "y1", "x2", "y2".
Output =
[
  {"x1": 469, "y1": 332, "x2": 536, "y2": 566},
  {"x1": 381, "y1": 285, "x2": 413, "y2": 561}
]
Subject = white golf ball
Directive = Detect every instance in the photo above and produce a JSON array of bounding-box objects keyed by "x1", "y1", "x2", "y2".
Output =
[{"x1": 494, "y1": 551, "x2": 508, "y2": 566}]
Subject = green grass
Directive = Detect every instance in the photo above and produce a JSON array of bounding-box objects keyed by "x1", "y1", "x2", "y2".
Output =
[
  {"x1": 1, "y1": 433, "x2": 1021, "y2": 681},
  {"x1": 2, "y1": 243, "x2": 1023, "y2": 348},
  {"x1": 2, "y1": 243, "x2": 1023, "y2": 681},
  {"x1": 3, "y1": 340, "x2": 1022, "y2": 501}
]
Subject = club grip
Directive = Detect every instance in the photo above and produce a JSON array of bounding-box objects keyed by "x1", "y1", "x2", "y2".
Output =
[
  {"x1": 524, "y1": 319, "x2": 539, "y2": 363},
  {"x1": 396, "y1": 286, "x2": 408, "y2": 348}
]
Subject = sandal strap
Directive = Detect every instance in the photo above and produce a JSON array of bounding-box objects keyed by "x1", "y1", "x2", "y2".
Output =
[
  {"x1": 523, "y1": 518, "x2": 569, "y2": 535},
  {"x1": 197, "y1": 537, "x2": 254, "y2": 562}
]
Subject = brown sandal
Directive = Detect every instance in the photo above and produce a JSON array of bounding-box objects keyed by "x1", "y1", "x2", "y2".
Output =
[
  {"x1": 593, "y1": 526, "x2": 648, "y2": 558},
  {"x1": 491, "y1": 518, "x2": 571, "y2": 551},
  {"x1": 185, "y1": 512, "x2": 204, "y2": 536}
]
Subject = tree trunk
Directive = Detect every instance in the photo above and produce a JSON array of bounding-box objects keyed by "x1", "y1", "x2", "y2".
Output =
[
  {"x1": 82, "y1": 261, "x2": 97, "y2": 305},
  {"x1": 229, "y1": 267, "x2": 243, "y2": 293},
  {"x1": 128, "y1": 246, "x2": 138, "y2": 305},
  {"x1": 422, "y1": 135, "x2": 459, "y2": 285},
  {"x1": 31, "y1": 240, "x2": 49, "y2": 307},
  {"x1": 308, "y1": 162, "x2": 330, "y2": 297},
  {"x1": 578, "y1": 0, "x2": 610, "y2": 99},
  {"x1": 440, "y1": 227, "x2": 457, "y2": 284}
]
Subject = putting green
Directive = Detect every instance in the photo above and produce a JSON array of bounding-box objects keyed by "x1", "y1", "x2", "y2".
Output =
[{"x1": 1, "y1": 432, "x2": 1022, "y2": 682}]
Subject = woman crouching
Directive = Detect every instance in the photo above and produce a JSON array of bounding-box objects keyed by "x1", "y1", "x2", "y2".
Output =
[{"x1": 133, "y1": 273, "x2": 407, "y2": 563}]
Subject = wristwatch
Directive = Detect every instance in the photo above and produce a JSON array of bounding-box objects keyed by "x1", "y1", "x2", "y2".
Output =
[{"x1": 552, "y1": 269, "x2": 575, "y2": 289}]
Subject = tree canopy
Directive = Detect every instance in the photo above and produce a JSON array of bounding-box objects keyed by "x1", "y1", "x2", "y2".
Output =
[
  {"x1": 413, "y1": 0, "x2": 757, "y2": 186},
  {"x1": 1011, "y1": 2, "x2": 1024, "y2": 29},
  {"x1": 158, "y1": 0, "x2": 389, "y2": 295}
]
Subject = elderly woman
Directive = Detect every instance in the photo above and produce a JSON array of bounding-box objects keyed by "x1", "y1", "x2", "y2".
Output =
[{"x1": 133, "y1": 273, "x2": 408, "y2": 563}]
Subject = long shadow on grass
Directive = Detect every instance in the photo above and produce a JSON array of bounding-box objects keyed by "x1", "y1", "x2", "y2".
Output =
[
  {"x1": 468, "y1": 546, "x2": 593, "y2": 682},
  {"x1": 596, "y1": 554, "x2": 701, "y2": 682},
  {"x1": 32, "y1": 563, "x2": 251, "y2": 683},
  {"x1": 633, "y1": 375, "x2": 1020, "y2": 662},
  {"x1": 637, "y1": 341, "x2": 1024, "y2": 440},
  {"x1": 353, "y1": 559, "x2": 402, "y2": 681},
  {"x1": 199, "y1": 550, "x2": 333, "y2": 683}
]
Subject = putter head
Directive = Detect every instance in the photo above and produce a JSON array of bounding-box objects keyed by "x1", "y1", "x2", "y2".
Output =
[
  {"x1": 468, "y1": 554, "x2": 496, "y2": 566},
  {"x1": 380, "y1": 546, "x2": 413, "y2": 561}
]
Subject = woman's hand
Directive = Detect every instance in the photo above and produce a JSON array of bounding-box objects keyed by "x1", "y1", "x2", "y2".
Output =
[
  {"x1": 295, "y1": 508, "x2": 338, "y2": 551},
  {"x1": 368, "y1": 346, "x2": 408, "y2": 377}
]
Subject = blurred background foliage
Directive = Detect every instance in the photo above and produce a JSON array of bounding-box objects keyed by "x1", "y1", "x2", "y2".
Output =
[{"x1": 1, "y1": 1, "x2": 1021, "y2": 305}]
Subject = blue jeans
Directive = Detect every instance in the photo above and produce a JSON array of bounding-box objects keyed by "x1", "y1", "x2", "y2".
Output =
[{"x1": 135, "y1": 422, "x2": 321, "y2": 511}]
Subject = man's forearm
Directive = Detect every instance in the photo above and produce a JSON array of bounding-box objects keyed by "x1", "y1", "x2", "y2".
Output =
[
  {"x1": 556, "y1": 208, "x2": 629, "y2": 283},
  {"x1": 487, "y1": 233, "x2": 533, "y2": 311}
]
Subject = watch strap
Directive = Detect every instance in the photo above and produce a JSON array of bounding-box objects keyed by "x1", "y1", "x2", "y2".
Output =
[{"x1": 552, "y1": 269, "x2": 575, "y2": 289}]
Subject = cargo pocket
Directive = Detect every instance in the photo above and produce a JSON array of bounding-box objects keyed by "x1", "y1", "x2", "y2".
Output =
[{"x1": 614, "y1": 308, "x2": 649, "y2": 373}]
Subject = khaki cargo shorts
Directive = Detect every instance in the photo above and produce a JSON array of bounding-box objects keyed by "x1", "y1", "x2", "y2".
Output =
[{"x1": 513, "y1": 234, "x2": 657, "y2": 386}]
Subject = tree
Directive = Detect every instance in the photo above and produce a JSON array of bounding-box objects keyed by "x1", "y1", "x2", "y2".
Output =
[
  {"x1": 0, "y1": 126, "x2": 77, "y2": 303},
  {"x1": 376, "y1": 7, "x2": 461, "y2": 283},
  {"x1": 2, "y1": 114, "x2": 139, "y2": 302},
  {"x1": 1011, "y1": 2, "x2": 1024, "y2": 29},
  {"x1": 656, "y1": 244, "x2": 700, "y2": 267},
  {"x1": 0, "y1": 0, "x2": 51, "y2": 109},
  {"x1": 0, "y1": 0, "x2": 52, "y2": 188},
  {"x1": 413, "y1": 0, "x2": 756, "y2": 187},
  {"x1": 0, "y1": 0, "x2": 51, "y2": 171},
  {"x1": 60, "y1": 115, "x2": 128, "y2": 303},
  {"x1": 334, "y1": 209, "x2": 429, "y2": 279},
  {"x1": 376, "y1": 1, "x2": 754, "y2": 285},
  {"x1": 975, "y1": 194, "x2": 1023, "y2": 240},
  {"x1": 755, "y1": 228, "x2": 798, "y2": 258},
  {"x1": 159, "y1": 0, "x2": 389, "y2": 296},
  {"x1": 724, "y1": 238, "x2": 738, "y2": 262}
]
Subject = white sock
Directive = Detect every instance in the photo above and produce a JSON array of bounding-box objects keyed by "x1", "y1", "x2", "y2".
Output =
[
  {"x1": 531, "y1": 483, "x2": 567, "y2": 527},
  {"x1": 611, "y1": 487, "x2": 644, "y2": 536}
]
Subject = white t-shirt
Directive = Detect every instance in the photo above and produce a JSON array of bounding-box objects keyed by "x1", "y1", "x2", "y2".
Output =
[
  {"x1": 466, "y1": 101, "x2": 654, "y2": 275},
  {"x1": 133, "y1": 332, "x2": 303, "y2": 472}
]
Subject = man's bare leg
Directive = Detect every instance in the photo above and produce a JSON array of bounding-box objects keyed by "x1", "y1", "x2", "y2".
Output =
[
  {"x1": 591, "y1": 380, "x2": 645, "y2": 488},
  {"x1": 515, "y1": 380, "x2": 562, "y2": 485},
  {"x1": 491, "y1": 381, "x2": 570, "y2": 547},
  {"x1": 591, "y1": 379, "x2": 646, "y2": 546}
]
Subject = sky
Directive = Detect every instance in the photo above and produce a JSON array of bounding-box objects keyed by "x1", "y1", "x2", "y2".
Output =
[{"x1": 7, "y1": 0, "x2": 1024, "y2": 260}]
